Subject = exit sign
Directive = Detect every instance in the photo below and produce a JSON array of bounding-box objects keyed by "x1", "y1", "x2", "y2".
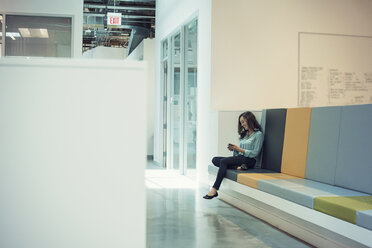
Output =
[{"x1": 107, "y1": 12, "x2": 122, "y2": 26}]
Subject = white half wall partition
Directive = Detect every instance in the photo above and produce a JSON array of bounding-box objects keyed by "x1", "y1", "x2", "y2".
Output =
[
  {"x1": 0, "y1": 58, "x2": 146, "y2": 248},
  {"x1": 82, "y1": 46, "x2": 127, "y2": 59}
]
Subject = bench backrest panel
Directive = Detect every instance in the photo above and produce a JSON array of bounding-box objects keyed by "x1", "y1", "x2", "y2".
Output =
[
  {"x1": 335, "y1": 104, "x2": 372, "y2": 195},
  {"x1": 261, "y1": 109, "x2": 287, "y2": 172},
  {"x1": 305, "y1": 106, "x2": 342, "y2": 185},
  {"x1": 281, "y1": 108, "x2": 311, "y2": 178}
]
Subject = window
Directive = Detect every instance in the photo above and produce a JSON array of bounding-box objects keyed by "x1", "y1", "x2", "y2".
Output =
[{"x1": 4, "y1": 15, "x2": 72, "y2": 57}]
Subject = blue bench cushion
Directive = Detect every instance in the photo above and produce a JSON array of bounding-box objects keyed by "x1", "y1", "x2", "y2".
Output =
[
  {"x1": 208, "y1": 164, "x2": 275, "y2": 182},
  {"x1": 238, "y1": 173, "x2": 299, "y2": 189},
  {"x1": 305, "y1": 106, "x2": 341, "y2": 185},
  {"x1": 258, "y1": 178, "x2": 368, "y2": 209},
  {"x1": 357, "y1": 209, "x2": 372, "y2": 230},
  {"x1": 335, "y1": 104, "x2": 372, "y2": 194}
]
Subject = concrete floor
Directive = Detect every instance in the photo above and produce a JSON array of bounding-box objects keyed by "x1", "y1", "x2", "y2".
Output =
[{"x1": 146, "y1": 170, "x2": 312, "y2": 248}]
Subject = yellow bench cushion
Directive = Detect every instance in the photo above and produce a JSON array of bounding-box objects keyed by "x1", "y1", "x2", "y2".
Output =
[
  {"x1": 281, "y1": 108, "x2": 311, "y2": 178},
  {"x1": 314, "y1": 196, "x2": 372, "y2": 223},
  {"x1": 237, "y1": 173, "x2": 300, "y2": 189}
]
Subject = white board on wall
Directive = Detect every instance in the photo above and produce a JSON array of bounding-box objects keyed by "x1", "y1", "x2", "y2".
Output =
[{"x1": 299, "y1": 33, "x2": 372, "y2": 107}]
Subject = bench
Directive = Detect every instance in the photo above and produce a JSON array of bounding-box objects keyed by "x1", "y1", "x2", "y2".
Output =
[{"x1": 209, "y1": 104, "x2": 372, "y2": 247}]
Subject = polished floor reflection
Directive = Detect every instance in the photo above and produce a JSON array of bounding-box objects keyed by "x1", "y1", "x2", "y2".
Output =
[{"x1": 146, "y1": 170, "x2": 312, "y2": 248}]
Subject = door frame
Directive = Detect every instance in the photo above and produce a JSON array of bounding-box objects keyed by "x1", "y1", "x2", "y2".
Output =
[{"x1": 160, "y1": 14, "x2": 198, "y2": 174}]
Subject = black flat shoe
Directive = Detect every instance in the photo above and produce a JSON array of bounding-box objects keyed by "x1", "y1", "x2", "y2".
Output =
[{"x1": 203, "y1": 192, "x2": 218, "y2": 199}]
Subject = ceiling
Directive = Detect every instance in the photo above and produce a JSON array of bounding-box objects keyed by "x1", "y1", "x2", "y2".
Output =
[{"x1": 83, "y1": 0, "x2": 155, "y2": 55}]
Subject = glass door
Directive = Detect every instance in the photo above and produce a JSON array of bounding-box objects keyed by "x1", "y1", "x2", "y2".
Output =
[
  {"x1": 183, "y1": 19, "x2": 198, "y2": 177},
  {"x1": 0, "y1": 14, "x2": 3, "y2": 57},
  {"x1": 169, "y1": 32, "x2": 182, "y2": 170},
  {"x1": 162, "y1": 18, "x2": 198, "y2": 174},
  {"x1": 161, "y1": 40, "x2": 168, "y2": 168}
]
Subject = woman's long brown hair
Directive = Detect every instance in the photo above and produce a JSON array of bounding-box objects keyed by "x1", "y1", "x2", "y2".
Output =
[{"x1": 238, "y1": 111, "x2": 262, "y2": 139}]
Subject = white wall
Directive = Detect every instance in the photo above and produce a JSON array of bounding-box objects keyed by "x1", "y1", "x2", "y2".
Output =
[
  {"x1": 0, "y1": 58, "x2": 146, "y2": 248},
  {"x1": 155, "y1": 0, "x2": 215, "y2": 183},
  {"x1": 126, "y1": 41, "x2": 144, "y2": 61},
  {"x1": 210, "y1": 0, "x2": 372, "y2": 110},
  {"x1": 126, "y1": 38, "x2": 155, "y2": 156},
  {"x1": 1, "y1": 0, "x2": 83, "y2": 57},
  {"x1": 83, "y1": 46, "x2": 127, "y2": 59},
  {"x1": 144, "y1": 39, "x2": 155, "y2": 156},
  {"x1": 156, "y1": 0, "x2": 372, "y2": 183}
]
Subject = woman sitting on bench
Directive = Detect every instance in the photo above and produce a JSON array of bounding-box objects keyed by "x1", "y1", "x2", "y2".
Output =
[{"x1": 203, "y1": 111, "x2": 264, "y2": 199}]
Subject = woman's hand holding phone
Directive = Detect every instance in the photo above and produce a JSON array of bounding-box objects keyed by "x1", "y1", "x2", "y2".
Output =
[{"x1": 227, "y1": 143, "x2": 235, "y2": 151}]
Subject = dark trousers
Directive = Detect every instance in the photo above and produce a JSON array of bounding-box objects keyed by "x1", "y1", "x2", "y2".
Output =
[{"x1": 212, "y1": 155, "x2": 256, "y2": 190}]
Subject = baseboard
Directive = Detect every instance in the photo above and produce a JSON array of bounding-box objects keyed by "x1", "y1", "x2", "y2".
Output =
[{"x1": 208, "y1": 176, "x2": 372, "y2": 248}]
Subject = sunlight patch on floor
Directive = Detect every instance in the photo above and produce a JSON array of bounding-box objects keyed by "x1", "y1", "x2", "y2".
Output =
[{"x1": 145, "y1": 170, "x2": 198, "y2": 189}]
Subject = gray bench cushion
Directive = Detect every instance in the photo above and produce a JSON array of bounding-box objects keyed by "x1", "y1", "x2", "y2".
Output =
[
  {"x1": 208, "y1": 164, "x2": 275, "y2": 182},
  {"x1": 305, "y1": 106, "x2": 341, "y2": 185},
  {"x1": 258, "y1": 178, "x2": 368, "y2": 208},
  {"x1": 335, "y1": 104, "x2": 372, "y2": 194},
  {"x1": 356, "y1": 210, "x2": 372, "y2": 230}
]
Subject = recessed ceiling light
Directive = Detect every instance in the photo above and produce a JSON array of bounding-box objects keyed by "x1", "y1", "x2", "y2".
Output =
[
  {"x1": 18, "y1": 28, "x2": 49, "y2": 38},
  {"x1": 38, "y1": 28, "x2": 49, "y2": 38},
  {"x1": 0, "y1": 32, "x2": 21, "y2": 38},
  {"x1": 19, "y1": 28, "x2": 31, "y2": 37}
]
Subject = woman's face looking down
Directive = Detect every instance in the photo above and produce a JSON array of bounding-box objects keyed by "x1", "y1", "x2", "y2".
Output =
[{"x1": 240, "y1": 116, "x2": 249, "y2": 131}]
